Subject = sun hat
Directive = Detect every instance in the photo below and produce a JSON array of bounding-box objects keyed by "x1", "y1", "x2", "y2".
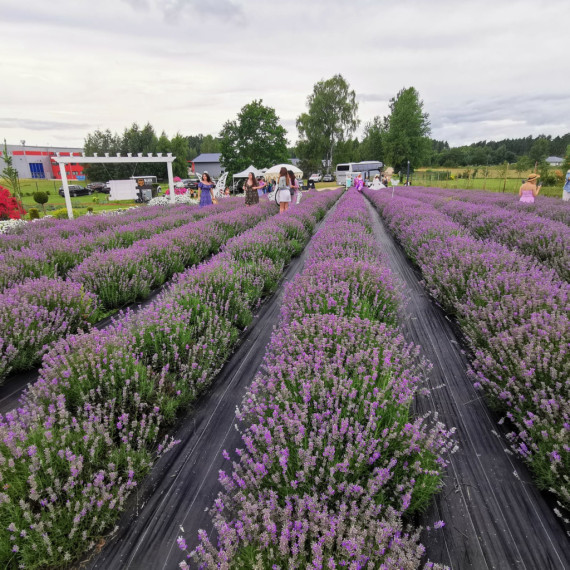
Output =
[{"x1": 527, "y1": 173, "x2": 540, "y2": 182}]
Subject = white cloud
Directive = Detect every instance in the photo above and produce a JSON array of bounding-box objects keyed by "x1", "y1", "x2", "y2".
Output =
[{"x1": 0, "y1": 0, "x2": 568, "y2": 148}]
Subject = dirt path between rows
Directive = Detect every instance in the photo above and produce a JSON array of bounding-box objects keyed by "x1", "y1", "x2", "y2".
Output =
[{"x1": 365, "y1": 197, "x2": 569, "y2": 570}]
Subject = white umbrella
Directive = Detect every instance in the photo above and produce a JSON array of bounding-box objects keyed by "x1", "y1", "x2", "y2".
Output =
[{"x1": 264, "y1": 163, "x2": 303, "y2": 182}]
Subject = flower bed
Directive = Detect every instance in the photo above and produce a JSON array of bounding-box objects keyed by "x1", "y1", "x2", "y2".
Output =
[
  {"x1": 415, "y1": 185, "x2": 570, "y2": 227},
  {"x1": 185, "y1": 189, "x2": 454, "y2": 569},
  {"x1": 0, "y1": 201, "x2": 272, "y2": 385},
  {"x1": 0, "y1": 277, "x2": 100, "y2": 380},
  {"x1": 400, "y1": 187, "x2": 570, "y2": 280},
  {"x1": 0, "y1": 191, "x2": 340, "y2": 569},
  {"x1": 365, "y1": 188, "x2": 570, "y2": 511},
  {"x1": 0, "y1": 199, "x2": 245, "y2": 289}
]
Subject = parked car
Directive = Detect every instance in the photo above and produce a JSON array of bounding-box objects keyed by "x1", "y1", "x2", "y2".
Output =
[
  {"x1": 87, "y1": 182, "x2": 110, "y2": 193},
  {"x1": 182, "y1": 178, "x2": 200, "y2": 190},
  {"x1": 309, "y1": 173, "x2": 322, "y2": 182},
  {"x1": 322, "y1": 173, "x2": 335, "y2": 182},
  {"x1": 58, "y1": 185, "x2": 91, "y2": 197}
]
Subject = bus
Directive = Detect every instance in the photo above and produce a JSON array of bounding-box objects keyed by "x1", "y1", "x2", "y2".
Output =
[{"x1": 335, "y1": 161, "x2": 383, "y2": 185}]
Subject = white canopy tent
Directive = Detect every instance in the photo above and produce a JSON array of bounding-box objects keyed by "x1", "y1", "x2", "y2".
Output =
[
  {"x1": 264, "y1": 163, "x2": 303, "y2": 182},
  {"x1": 233, "y1": 165, "x2": 263, "y2": 178},
  {"x1": 232, "y1": 165, "x2": 264, "y2": 193}
]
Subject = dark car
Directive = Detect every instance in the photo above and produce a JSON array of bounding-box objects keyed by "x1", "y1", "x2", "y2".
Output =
[
  {"x1": 58, "y1": 184, "x2": 91, "y2": 197},
  {"x1": 87, "y1": 182, "x2": 110, "y2": 194},
  {"x1": 183, "y1": 178, "x2": 199, "y2": 190},
  {"x1": 322, "y1": 174, "x2": 335, "y2": 182}
]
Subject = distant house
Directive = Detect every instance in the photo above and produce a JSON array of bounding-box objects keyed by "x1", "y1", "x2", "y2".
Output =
[
  {"x1": 190, "y1": 153, "x2": 223, "y2": 178},
  {"x1": 546, "y1": 156, "x2": 564, "y2": 166}
]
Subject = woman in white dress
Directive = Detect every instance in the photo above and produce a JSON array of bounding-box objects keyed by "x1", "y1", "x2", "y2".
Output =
[
  {"x1": 369, "y1": 175, "x2": 385, "y2": 190},
  {"x1": 277, "y1": 166, "x2": 291, "y2": 213}
]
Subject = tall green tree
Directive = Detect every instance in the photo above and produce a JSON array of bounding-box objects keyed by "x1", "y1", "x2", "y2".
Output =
[
  {"x1": 201, "y1": 135, "x2": 221, "y2": 153},
  {"x1": 1, "y1": 140, "x2": 23, "y2": 205},
  {"x1": 529, "y1": 136, "x2": 550, "y2": 165},
  {"x1": 219, "y1": 99, "x2": 288, "y2": 175},
  {"x1": 83, "y1": 129, "x2": 122, "y2": 181},
  {"x1": 296, "y1": 74, "x2": 359, "y2": 171},
  {"x1": 383, "y1": 87, "x2": 430, "y2": 170},
  {"x1": 358, "y1": 116, "x2": 386, "y2": 163},
  {"x1": 562, "y1": 144, "x2": 570, "y2": 173},
  {"x1": 170, "y1": 133, "x2": 190, "y2": 178}
]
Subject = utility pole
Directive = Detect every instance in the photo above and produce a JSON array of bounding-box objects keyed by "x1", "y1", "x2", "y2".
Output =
[{"x1": 20, "y1": 140, "x2": 29, "y2": 178}]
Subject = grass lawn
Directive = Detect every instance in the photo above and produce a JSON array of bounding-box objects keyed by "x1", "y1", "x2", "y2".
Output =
[
  {"x1": 416, "y1": 176, "x2": 562, "y2": 198},
  {"x1": 16, "y1": 179, "x2": 140, "y2": 217}
]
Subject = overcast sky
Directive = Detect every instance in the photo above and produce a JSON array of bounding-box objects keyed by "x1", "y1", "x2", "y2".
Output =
[{"x1": 1, "y1": 0, "x2": 569, "y2": 150}]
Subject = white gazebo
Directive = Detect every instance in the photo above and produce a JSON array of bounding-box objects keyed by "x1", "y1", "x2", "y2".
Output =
[{"x1": 51, "y1": 152, "x2": 177, "y2": 219}]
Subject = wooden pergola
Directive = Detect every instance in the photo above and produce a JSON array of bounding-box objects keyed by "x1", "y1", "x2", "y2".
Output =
[{"x1": 51, "y1": 152, "x2": 177, "y2": 219}]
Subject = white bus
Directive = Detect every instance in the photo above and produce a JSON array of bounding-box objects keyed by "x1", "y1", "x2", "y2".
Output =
[{"x1": 335, "y1": 161, "x2": 383, "y2": 185}]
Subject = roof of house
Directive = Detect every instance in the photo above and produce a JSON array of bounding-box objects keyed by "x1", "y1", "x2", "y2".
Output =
[
  {"x1": 191, "y1": 153, "x2": 221, "y2": 163},
  {"x1": 546, "y1": 156, "x2": 564, "y2": 162}
]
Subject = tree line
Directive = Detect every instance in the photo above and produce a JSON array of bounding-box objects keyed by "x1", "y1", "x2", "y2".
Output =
[{"x1": 82, "y1": 77, "x2": 570, "y2": 183}]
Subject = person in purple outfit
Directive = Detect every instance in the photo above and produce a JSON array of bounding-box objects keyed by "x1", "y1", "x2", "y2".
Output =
[
  {"x1": 354, "y1": 173, "x2": 364, "y2": 192},
  {"x1": 519, "y1": 173, "x2": 541, "y2": 204},
  {"x1": 198, "y1": 172, "x2": 215, "y2": 207}
]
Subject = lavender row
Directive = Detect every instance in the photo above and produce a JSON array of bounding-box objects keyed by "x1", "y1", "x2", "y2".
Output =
[
  {"x1": 0, "y1": 199, "x2": 244, "y2": 290},
  {"x1": 0, "y1": 191, "x2": 340, "y2": 568},
  {"x1": 364, "y1": 188, "x2": 569, "y2": 511},
  {"x1": 416, "y1": 185, "x2": 570, "y2": 227},
  {"x1": 185, "y1": 189, "x2": 454, "y2": 569},
  {"x1": 0, "y1": 201, "x2": 273, "y2": 385},
  {"x1": 0, "y1": 277, "x2": 101, "y2": 381},
  {"x1": 0, "y1": 201, "x2": 207, "y2": 251},
  {"x1": 400, "y1": 187, "x2": 569, "y2": 280}
]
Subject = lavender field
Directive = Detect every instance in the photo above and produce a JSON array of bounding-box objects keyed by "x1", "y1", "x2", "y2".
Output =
[
  {"x1": 365, "y1": 187, "x2": 569, "y2": 513},
  {"x1": 1, "y1": 187, "x2": 568, "y2": 570}
]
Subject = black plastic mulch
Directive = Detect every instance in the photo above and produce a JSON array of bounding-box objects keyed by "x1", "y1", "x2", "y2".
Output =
[{"x1": 364, "y1": 198, "x2": 569, "y2": 570}]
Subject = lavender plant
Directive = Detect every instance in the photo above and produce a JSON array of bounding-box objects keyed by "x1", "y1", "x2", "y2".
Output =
[
  {"x1": 365, "y1": 189, "x2": 569, "y2": 511},
  {"x1": 0, "y1": 192, "x2": 341, "y2": 568},
  {"x1": 187, "y1": 190, "x2": 454, "y2": 569}
]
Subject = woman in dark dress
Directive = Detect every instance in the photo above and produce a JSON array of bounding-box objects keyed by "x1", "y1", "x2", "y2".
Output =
[{"x1": 244, "y1": 172, "x2": 260, "y2": 206}]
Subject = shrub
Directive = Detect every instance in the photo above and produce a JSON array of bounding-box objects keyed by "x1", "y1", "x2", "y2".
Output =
[
  {"x1": 32, "y1": 190, "x2": 49, "y2": 214},
  {"x1": 52, "y1": 208, "x2": 74, "y2": 219},
  {"x1": 28, "y1": 208, "x2": 40, "y2": 220},
  {"x1": 0, "y1": 185, "x2": 26, "y2": 220}
]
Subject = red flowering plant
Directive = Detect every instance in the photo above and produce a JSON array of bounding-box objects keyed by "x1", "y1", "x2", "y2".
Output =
[{"x1": 0, "y1": 185, "x2": 26, "y2": 220}]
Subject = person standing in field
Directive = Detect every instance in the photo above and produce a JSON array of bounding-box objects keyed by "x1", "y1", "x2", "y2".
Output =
[
  {"x1": 345, "y1": 174, "x2": 352, "y2": 191},
  {"x1": 244, "y1": 172, "x2": 260, "y2": 206},
  {"x1": 277, "y1": 166, "x2": 291, "y2": 213},
  {"x1": 288, "y1": 170, "x2": 299, "y2": 205},
  {"x1": 563, "y1": 170, "x2": 570, "y2": 202},
  {"x1": 354, "y1": 173, "x2": 364, "y2": 192},
  {"x1": 370, "y1": 175, "x2": 385, "y2": 190},
  {"x1": 519, "y1": 173, "x2": 542, "y2": 203},
  {"x1": 198, "y1": 172, "x2": 215, "y2": 207}
]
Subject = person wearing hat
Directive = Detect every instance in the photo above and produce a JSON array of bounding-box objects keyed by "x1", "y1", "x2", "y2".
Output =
[{"x1": 519, "y1": 173, "x2": 542, "y2": 203}]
